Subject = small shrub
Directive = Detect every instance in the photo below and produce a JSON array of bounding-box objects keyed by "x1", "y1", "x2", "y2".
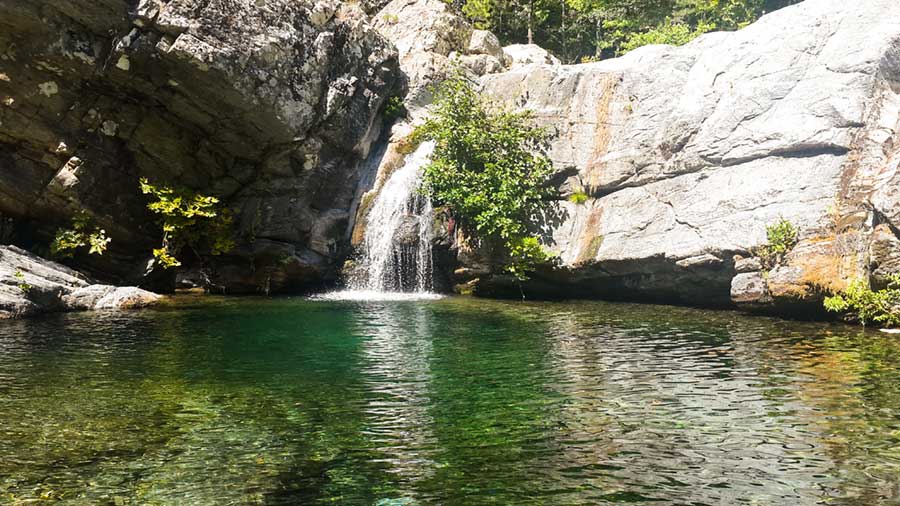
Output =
[
  {"x1": 13, "y1": 270, "x2": 31, "y2": 294},
  {"x1": 758, "y1": 218, "x2": 798, "y2": 269},
  {"x1": 50, "y1": 211, "x2": 111, "y2": 259},
  {"x1": 569, "y1": 191, "x2": 589, "y2": 205},
  {"x1": 382, "y1": 13, "x2": 399, "y2": 24},
  {"x1": 824, "y1": 274, "x2": 900, "y2": 327},
  {"x1": 382, "y1": 96, "x2": 407, "y2": 122},
  {"x1": 139, "y1": 178, "x2": 235, "y2": 270}
]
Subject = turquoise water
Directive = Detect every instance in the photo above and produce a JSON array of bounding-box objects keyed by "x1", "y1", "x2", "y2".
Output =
[{"x1": 1, "y1": 296, "x2": 899, "y2": 505}]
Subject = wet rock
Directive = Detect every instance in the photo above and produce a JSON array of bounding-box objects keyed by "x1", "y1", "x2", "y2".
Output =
[{"x1": 393, "y1": 215, "x2": 421, "y2": 247}]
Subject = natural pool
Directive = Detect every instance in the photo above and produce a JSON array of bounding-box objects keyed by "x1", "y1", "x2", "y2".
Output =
[{"x1": 1, "y1": 296, "x2": 899, "y2": 505}]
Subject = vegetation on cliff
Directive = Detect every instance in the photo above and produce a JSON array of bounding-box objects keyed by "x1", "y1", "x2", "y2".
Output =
[
  {"x1": 50, "y1": 211, "x2": 111, "y2": 259},
  {"x1": 825, "y1": 276, "x2": 900, "y2": 328},
  {"x1": 139, "y1": 179, "x2": 235, "y2": 270},
  {"x1": 415, "y1": 75, "x2": 557, "y2": 279},
  {"x1": 756, "y1": 218, "x2": 798, "y2": 270}
]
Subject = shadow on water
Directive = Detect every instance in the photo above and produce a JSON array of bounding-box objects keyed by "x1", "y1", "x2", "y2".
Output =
[{"x1": 0, "y1": 297, "x2": 899, "y2": 504}]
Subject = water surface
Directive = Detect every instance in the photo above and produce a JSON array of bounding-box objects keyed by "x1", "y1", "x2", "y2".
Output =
[{"x1": 1, "y1": 296, "x2": 899, "y2": 505}]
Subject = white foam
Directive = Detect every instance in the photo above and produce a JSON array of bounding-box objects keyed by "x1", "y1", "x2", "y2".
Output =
[{"x1": 309, "y1": 290, "x2": 444, "y2": 302}]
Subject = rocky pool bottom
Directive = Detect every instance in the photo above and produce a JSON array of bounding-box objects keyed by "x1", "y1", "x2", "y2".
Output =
[{"x1": 1, "y1": 296, "x2": 899, "y2": 505}]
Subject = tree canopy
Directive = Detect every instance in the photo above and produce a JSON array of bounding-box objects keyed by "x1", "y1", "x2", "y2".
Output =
[{"x1": 448, "y1": 0, "x2": 803, "y2": 62}]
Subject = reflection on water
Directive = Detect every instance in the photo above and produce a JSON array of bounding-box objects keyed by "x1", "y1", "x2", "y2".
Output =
[{"x1": 1, "y1": 297, "x2": 900, "y2": 505}]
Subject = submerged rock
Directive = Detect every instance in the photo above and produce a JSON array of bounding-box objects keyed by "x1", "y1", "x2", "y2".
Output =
[{"x1": 0, "y1": 246, "x2": 160, "y2": 319}]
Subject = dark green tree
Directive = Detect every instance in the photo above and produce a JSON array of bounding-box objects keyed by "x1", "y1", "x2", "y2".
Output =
[{"x1": 415, "y1": 75, "x2": 558, "y2": 280}]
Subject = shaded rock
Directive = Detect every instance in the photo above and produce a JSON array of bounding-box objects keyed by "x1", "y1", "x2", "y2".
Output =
[
  {"x1": 0, "y1": 246, "x2": 160, "y2": 319},
  {"x1": 0, "y1": 0, "x2": 401, "y2": 293},
  {"x1": 869, "y1": 224, "x2": 900, "y2": 288},
  {"x1": 734, "y1": 256, "x2": 763, "y2": 273}
]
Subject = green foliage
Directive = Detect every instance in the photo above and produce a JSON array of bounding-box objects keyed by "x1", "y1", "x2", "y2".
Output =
[
  {"x1": 382, "y1": 96, "x2": 407, "y2": 122},
  {"x1": 139, "y1": 178, "x2": 235, "y2": 270},
  {"x1": 415, "y1": 75, "x2": 557, "y2": 280},
  {"x1": 13, "y1": 270, "x2": 31, "y2": 294},
  {"x1": 448, "y1": 0, "x2": 801, "y2": 62},
  {"x1": 50, "y1": 211, "x2": 111, "y2": 259},
  {"x1": 619, "y1": 20, "x2": 710, "y2": 52},
  {"x1": 824, "y1": 275, "x2": 900, "y2": 328},
  {"x1": 569, "y1": 191, "x2": 589, "y2": 204},
  {"x1": 758, "y1": 218, "x2": 798, "y2": 269}
]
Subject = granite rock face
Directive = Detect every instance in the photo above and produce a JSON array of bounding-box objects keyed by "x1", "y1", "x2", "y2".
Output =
[
  {"x1": 0, "y1": 0, "x2": 400, "y2": 293},
  {"x1": 473, "y1": 0, "x2": 900, "y2": 307},
  {"x1": 0, "y1": 246, "x2": 160, "y2": 319}
]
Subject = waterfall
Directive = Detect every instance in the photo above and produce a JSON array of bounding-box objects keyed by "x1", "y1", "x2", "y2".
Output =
[{"x1": 338, "y1": 141, "x2": 440, "y2": 299}]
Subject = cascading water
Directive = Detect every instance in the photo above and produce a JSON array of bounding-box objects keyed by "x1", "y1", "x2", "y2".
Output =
[{"x1": 320, "y1": 141, "x2": 441, "y2": 300}]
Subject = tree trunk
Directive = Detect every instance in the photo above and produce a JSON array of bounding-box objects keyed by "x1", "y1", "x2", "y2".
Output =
[
  {"x1": 527, "y1": 0, "x2": 534, "y2": 44},
  {"x1": 561, "y1": 0, "x2": 567, "y2": 62}
]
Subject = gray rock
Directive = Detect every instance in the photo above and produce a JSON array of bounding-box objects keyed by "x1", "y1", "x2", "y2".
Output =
[
  {"x1": 0, "y1": 0, "x2": 401, "y2": 294},
  {"x1": 731, "y1": 272, "x2": 771, "y2": 306},
  {"x1": 473, "y1": 0, "x2": 900, "y2": 307},
  {"x1": 734, "y1": 256, "x2": 763, "y2": 273},
  {"x1": 468, "y1": 30, "x2": 506, "y2": 64},
  {"x1": 374, "y1": 0, "x2": 472, "y2": 114},
  {"x1": 455, "y1": 54, "x2": 505, "y2": 76},
  {"x1": 0, "y1": 246, "x2": 160, "y2": 319},
  {"x1": 502, "y1": 44, "x2": 561, "y2": 67},
  {"x1": 676, "y1": 254, "x2": 723, "y2": 270},
  {"x1": 869, "y1": 224, "x2": 900, "y2": 288}
]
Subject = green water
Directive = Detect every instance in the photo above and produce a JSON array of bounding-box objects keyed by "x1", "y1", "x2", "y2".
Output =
[{"x1": 1, "y1": 296, "x2": 900, "y2": 505}]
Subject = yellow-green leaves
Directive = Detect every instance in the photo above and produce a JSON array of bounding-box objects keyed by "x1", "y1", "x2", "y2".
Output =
[
  {"x1": 50, "y1": 211, "x2": 110, "y2": 259},
  {"x1": 757, "y1": 218, "x2": 798, "y2": 270},
  {"x1": 824, "y1": 275, "x2": 900, "y2": 327},
  {"x1": 140, "y1": 178, "x2": 234, "y2": 270}
]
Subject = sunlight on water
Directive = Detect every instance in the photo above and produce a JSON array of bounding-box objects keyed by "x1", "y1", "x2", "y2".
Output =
[
  {"x1": 310, "y1": 290, "x2": 444, "y2": 302},
  {"x1": 2, "y1": 296, "x2": 900, "y2": 505}
]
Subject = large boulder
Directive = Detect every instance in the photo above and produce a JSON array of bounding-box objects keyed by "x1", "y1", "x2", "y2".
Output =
[
  {"x1": 0, "y1": 246, "x2": 160, "y2": 319},
  {"x1": 373, "y1": 0, "x2": 473, "y2": 112},
  {"x1": 0, "y1": 0, "x2": 400, "y2": 293},
  {"x1": 502, "y1": 44, "x2": 561, "y2": 67},
  {"x1": 473, "y1": 0, "x2": 900, "y2": 308}
]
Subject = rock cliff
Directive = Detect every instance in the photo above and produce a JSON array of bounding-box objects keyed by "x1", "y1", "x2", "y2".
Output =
[
  {"x1": 3, "y1": 0, "x2": 900, "y2": 316},
  {"x1": 348, "y1": 0, "x2": 900, "y2": 313},
  {"x1": 0, "y1": 0, "x2": 399, "y2": 294},
  {"x1": 465, "y1": 0, "x2": 900, "y2": 310}
]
